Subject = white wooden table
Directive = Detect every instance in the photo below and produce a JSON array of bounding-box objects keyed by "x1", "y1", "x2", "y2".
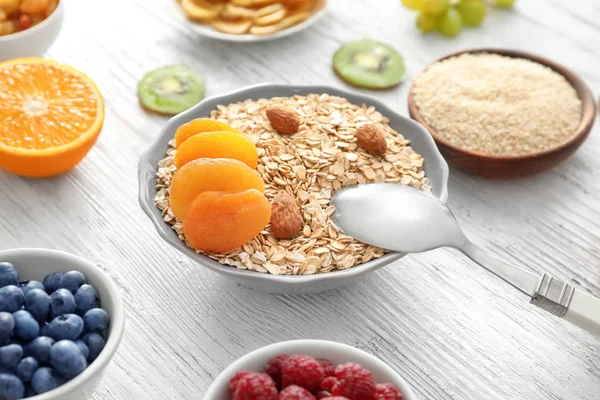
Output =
[{"x1": 1, "y1": 0, "x2": 599, "y2": 398}]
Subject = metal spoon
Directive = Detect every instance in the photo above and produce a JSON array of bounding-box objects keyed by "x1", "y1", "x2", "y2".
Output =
[{"x1": 332, "y1": 183, "x2": 600, "y2": 337}]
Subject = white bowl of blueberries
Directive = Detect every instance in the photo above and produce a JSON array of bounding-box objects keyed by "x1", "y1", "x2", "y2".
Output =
[{"x1": 0, "y1": 248, "x2": 125, "y2": 400}]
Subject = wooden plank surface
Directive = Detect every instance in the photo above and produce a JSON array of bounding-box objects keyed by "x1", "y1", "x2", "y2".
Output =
[{"x1": 1, "y1": 0, "x2": 599, "y2": 398}]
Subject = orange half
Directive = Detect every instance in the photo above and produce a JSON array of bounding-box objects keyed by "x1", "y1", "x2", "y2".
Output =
[{"x1": 0, "y1": 58, "x2": 105, "y2": 178}]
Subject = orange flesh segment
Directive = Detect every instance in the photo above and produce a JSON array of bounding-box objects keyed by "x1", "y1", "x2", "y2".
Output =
[
  {"x1": 174, "y1": 118, "x2": 238, "y2": 148},
  {"x1": 183, "y1": 189, "x2": 271, "y2": 253},
  {"x1": 174, "y1": 131, "x2": 258, "y2": 169},
  {"x1": 0, "y1": 60, "x2": 101, "y2": 150},
  {"x1": 169, "y1": 158, "x2": 265, "y2": 220}
]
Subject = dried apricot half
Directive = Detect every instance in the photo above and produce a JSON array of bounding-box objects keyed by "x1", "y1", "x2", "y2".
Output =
[
  {"x1": 174, "y1": 131, "x2": 258, "y2": 169},
  {"x1": 174, "y1": 118, "x2": 238, "y2": 148},
  {"x1": 169, "y1": 158, "x2": 265, "y2": 220},
  {"x1": 183, "y1": 189, "x2": 271, "y2": 253}
]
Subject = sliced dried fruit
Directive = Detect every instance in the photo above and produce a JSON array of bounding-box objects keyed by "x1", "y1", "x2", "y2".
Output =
[
  {"x1": 169, "y1": 158, "x2": 265, "y2": 220},
  {"x1": 174, "y1": 118, "x2": 238, "y2": 148},
  {"x1": 138, "y1": 65, "x2": 204, "y2": 115},
  {"x1": 211, "y1": 19, "x2": 252, "y2": 34},
  {"x1": 0, "y1": 58, "x2": 104, "y2": 178},
  {"x1": 174, "y1": 131, "x2": 258, "y2": 169},
  {"x1": 180, "y1": 0, "x2": 224, "y2": 22},
  {"x1": 249, "y1": 12, "x2": 311, "y2": 35},
  {"x1": 183, "y1": 189, "x2": 271, "y2": 253},
  {"x1": 333, "y1": 39, "x2": 405, "y2": 89}
]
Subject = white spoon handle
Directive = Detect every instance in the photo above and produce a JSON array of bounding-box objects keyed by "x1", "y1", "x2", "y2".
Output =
[{"x1": 562, "y1": 289, "x2": 600, "y2": 337}]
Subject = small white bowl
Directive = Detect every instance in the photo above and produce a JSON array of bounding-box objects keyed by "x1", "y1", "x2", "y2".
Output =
[
  {"x1": 0, "y1": 248, "x2": 125, "y2": 400},
  {"x1": 204, "y1": 340, "x2": 417, "y2": 400},
  {"x1": 171, "y1": 0, "x2": 327, "y2": 42},
  {"x1": 0, "y1": 0, "x2": 64, "y2": 61}
]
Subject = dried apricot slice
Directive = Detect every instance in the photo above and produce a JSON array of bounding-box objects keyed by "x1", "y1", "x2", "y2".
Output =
[
  {"x1": 169, "y1": 158, "x2": 265, "y2": 220},
  {"x1": 174, "y1": 131, "x2": 258, "y2": 169},
  {"x1": 174, "y1": 118, "x2": 238, "y2": 148},
  {"x1": 183, "y1": 189, "x2": 271, "y2": 253}
]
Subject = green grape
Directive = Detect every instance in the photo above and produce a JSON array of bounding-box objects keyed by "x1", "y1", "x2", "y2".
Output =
[
  {"x1": 423, "y1": 0, "x2": 449, "y2": 15},
  {"x1": 494, "y1": 0, "x2": 517, "y2": 7},
  {"x1": 457, "y1": 0, "x2": 486, "y2": 26},
  {"x1": 416, "y1": 12, "x2": 437, "y2": 33},
  {"x1": 437, "y1": 8, "x2": 463, "y2": 37},
  {"x1": 402, "y1": 0, "x2": 425, "y2": 11}
]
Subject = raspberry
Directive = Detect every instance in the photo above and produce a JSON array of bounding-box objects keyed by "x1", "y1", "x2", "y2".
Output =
[
  {"x1": 320, "y1": 397, "x2": 350, "y2": 400},
  {"x1": 229, "y1": 371, "x2": 251, "y2": 395},
  {"x1": 332, "y1": 363, "x2": 376, "y2": 400},
  {"x1": 316, "y1": 391, "x2": 332, "y2": 399},
  {"x1": 375, "y1": 383, "x2": 404, "y2": 400},
  {"x1": 232, "y1": 372, "x2": 278, "y2": 400},
  {"x1": 317, "y1": 359, "x2": 336, "y2": 377},
  {"x1": 320, "y1": 376, "x2": 338, "y2": 392},
  {"x1": 279, "y1": 385, "x2": 316, "y2": 400},
  {"x1": 281, "y1": 355, "x2": 325, "y2": 392},
  {"x1": 264, "y1": 354, "x2": 289, "y2": 386}
]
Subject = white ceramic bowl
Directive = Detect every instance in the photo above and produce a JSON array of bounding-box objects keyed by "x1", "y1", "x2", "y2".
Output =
[
  {"x1": 204, "y1": 340, "x2": 417, "y2": 399},
  {"x1": 0, "y1": 0, "x2": 64, "y2": 61},
  {"x1": 171, "y1": 0, "x2": 327, "y2": 42},
  {"x1": 138, "y1": 83, "x2": 449, "y2": 295},
  {"x1": 0, "y1": 248, "x2": 125, "y2": 400}
]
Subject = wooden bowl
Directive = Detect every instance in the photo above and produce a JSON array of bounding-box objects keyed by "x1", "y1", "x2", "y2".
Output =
[{"x1": 408, "y1": 48, "x2": 597, "y2": 178}]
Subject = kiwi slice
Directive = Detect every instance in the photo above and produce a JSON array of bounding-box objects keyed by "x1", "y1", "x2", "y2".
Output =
[
  {"x1": 138, "y1": 65, "x2": 205, "y2": 115},
  {"x1": 333, "y1": 39, "x2": 405, "y2": 89}
]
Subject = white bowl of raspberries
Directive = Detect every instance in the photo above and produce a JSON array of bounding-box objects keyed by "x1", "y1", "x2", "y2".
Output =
[
  {"x1": 0, "y1": 248, "x2": 125, "y2": 399},
  {"x1": 204, "y1": 340, "x2": 416, "y2": 400}
]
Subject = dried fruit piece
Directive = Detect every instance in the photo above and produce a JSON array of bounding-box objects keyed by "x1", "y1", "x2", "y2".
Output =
[
  {"x1": 174, "y1": 118, "x2": 237, "y2": 148},
  {"x1": 180, "y1": 0, "x2": 224, "y2": 22},
  {"x1": 0, "y1": 0, "x2": 19, "y2": 15},
  {"x1": 249, "y1": 12, "x2": 311, "y2": 35},
  {"x1": 19, "y1": 0, "x2": 48, "y2": 14},
  {"x1": 169, "y1": 158, "x2": 265, "y2": 220},
  {"x1": 183, "y1": 189, "x2": 271, "y2": 253},
  {"x1": 138, "y1": 65, "x2": 204, "y2": 115},
  {"x1": 266, "y1": 106, "x2": 300, "y2": 135},
  {"x1": 270, "y1": 192, "x2": 303, "y2": 239},
  {"x1": 211, "y1": 19, "x2": 252, "y2": 35},
  {"x1": 356, "y1": 124, "x2": 387, "y2": 155},
  {"x1": 253, "y1": 8, "x2": 287, "y2": 26},
  {"x1": 174, "y1": 131, "x2": 258, "y2": 169}
]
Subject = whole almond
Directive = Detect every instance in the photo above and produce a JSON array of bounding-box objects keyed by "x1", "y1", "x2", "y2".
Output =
[
  {"x1": 355, "y1": 124, "x2": 387, "y2": 155},
  {"x1": 270, "y1": 191, "x2": 303, "y2": 239},
  {"x1": 266, "y1": 106, "x2": 300, "y2": 135}
]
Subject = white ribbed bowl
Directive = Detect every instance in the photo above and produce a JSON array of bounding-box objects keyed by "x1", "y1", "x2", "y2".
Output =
[
  {"x1": 139, "y1": 83, "x2": 449, "y2": 294},
  {"x1": 204, "y1": 340, "x2": 417, "y2": 400},
  {"x1": 0, "y1": 248, "x2": 125, "y2": 400}
]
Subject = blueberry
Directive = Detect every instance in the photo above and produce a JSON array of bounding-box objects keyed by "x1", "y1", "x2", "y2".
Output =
[
  {"x1": 12, "y1": 310, "x2": 39, "y2": 342},
  {"x1": 74, "y1": 284, "x2": 100, "y2": 315},
  {"x1": 0, "y1": 373, "x2": 24, "y2": 399},
  {"x1": 42, "y1": 272, "x2": 63, "y2": 295},
  {"x1": 0, "y1": 313, "x2": 14, "y2": 346},
  {"x1": 57, "y1": 271, "x2": 86, "y2": 294},
  {"x1": 0, "y1": 345, "x2": 22, "y2": 369},
  {"x1": 15, "y1": 357, "x2": 37, "y2": 382},
  {"x1": 25, "y1": 337, "x2": 54, "y2": 365},
  {"x1": 0, "y1": 263, "x2": 18, "y2": 289},
  {"x1": 31, "y1": 367, "x2": 64, "y2": 394},
  {"x1": 0, "y1": 286, "x2": 24, "y2": 314},
  {"x1": 82, "y1": 332, "x2": 105, "y2": 362},
  {"x1": 74, "y1": 340, "x2": 89, "y2": 361},
  {"x1": 39, "y1": 323, "x2": 50, "y2": 337},
  {"x1": 49, "y1": 288, "x2": 75, "y2": 318},
  {"x1": 17, "y1": 280, "x2": 44, "y2": 297},
  {"x1": 49, "y1": 340, "x2": 87, "y2": 379},
  {"x1": 48, "y1": 314, "x2": 84, "y2": 341},
  {"x1": 24, "y1": 289, "x2": 50, "y2": 323},
  {"x1": 83, "y1": 308, "x2": 109, "y2": 334}
]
